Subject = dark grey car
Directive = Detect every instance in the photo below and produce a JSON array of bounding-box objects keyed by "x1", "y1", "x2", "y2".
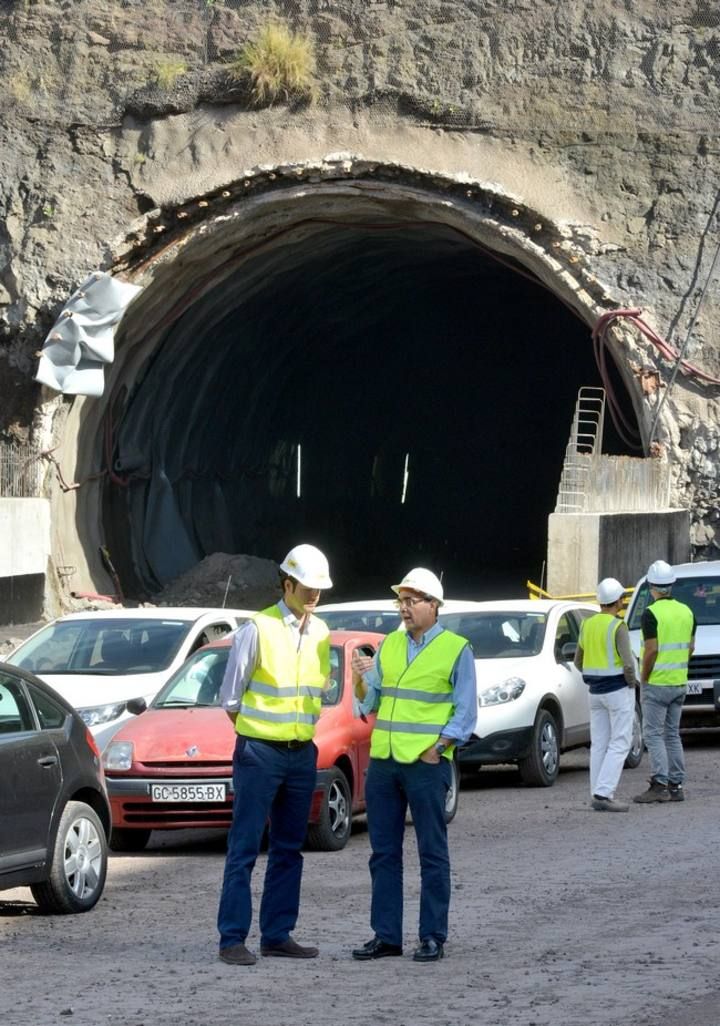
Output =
[{"x1": 0, "y1": 663, "x2": 110, "y2": 913}]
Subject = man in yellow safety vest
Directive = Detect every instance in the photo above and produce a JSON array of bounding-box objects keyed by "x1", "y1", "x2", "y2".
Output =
[
  {"x1": 216, "y1": 543, "x2": 332, "y2": 966},
  {"x1": 633, "y1": 559, "x2": 696, "y2": 804},
  {"x1": 351, "y1": 568, "x2": 477, "y2": 964},
  {"x1": 574, "y1": 577, "x2": 638, "y2": 811}
]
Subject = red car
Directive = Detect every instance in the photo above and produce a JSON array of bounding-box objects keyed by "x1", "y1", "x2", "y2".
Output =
[{"x1": 102, "y1": 630, "x2": 382, "y2": 852}]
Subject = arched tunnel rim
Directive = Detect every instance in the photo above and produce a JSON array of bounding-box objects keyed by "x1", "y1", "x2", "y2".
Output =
[{"x1": 40, "y1": 161, "x2": 652, "y2": 601}]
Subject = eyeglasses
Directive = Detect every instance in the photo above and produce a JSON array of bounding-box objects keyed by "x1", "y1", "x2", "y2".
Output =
[{"x1": 393, "y1": 596, "x2": 432, "y2": 609}]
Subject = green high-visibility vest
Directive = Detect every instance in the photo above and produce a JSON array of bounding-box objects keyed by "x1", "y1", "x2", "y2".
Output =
[
  {"x1": 234, "y1": 604, "x2": 330, "y2": 741},
  {"x1": 643, "y1": 598, "x2": 694, "y2": 686},
  {"x1": 578, "y1": 612, "x2": 623, "y2": 678},
  {"x1": 371, "y1": 628, "x2": 468, "y2": 764}
]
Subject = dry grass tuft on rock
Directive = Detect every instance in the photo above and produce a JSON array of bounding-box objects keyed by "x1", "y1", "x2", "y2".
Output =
[{"x1": 231, "y1": 22, "x2": 315, "y2": 106}]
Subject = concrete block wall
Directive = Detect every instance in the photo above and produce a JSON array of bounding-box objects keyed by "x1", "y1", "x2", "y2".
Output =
[
  {"x1": 0, "y1": 498, "x2": 51, "y2": 622},
  {"x1": 547, "y1": 510, "x2": 691, "y2": 596}
]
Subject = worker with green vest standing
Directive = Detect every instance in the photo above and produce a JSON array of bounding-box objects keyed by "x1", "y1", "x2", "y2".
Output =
[
  {"x1": 633, "y1": 560, "x2": 696, "y2": 804},
  {"x1": 351, "y1": 568, "x2": 477, "y2": 964},
  {"x1": 217, "y1": 543, "x2": 333, "y2": 966},
  {"x1": 574, "y1": 577, "x2": 639, "y2": 812}
]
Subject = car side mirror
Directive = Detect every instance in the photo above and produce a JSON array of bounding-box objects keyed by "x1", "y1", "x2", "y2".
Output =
[
  {"x1": 126, "y1": 697, "x2": 147, "y2": 716},
  {"x1": 560, "y1": 642, "x2": 577, "y2": 661}
]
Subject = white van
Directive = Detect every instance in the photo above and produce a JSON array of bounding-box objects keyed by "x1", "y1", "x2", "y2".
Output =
[{"x1": 625, "y1": 560, "x2": 720, "y2": 726}]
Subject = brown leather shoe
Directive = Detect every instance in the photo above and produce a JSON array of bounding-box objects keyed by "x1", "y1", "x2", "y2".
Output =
[
  {"x1": 219, "y1": 943, "x2": 257, "y2": 966},
  {"x1": 260, "y1": 937, "x2": 319, "y2": 959}
]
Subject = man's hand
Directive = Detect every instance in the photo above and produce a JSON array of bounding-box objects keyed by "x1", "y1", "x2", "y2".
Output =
[
  {"x1": 420, "y1": 744, "x2": 441, "y2": 764},
  {"x1": 351, "y1": 651, "x2": 372, "y2": 700}
]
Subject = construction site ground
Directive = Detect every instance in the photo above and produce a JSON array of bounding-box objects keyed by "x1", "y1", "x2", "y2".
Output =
[{"x1": 1, "y1": 736, "x2": 719, "y2": 1026}]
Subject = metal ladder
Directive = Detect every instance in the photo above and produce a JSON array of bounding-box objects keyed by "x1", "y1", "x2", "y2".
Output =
[{"x1": 554, "y1": 387, "x2": 606, "y2": 513}]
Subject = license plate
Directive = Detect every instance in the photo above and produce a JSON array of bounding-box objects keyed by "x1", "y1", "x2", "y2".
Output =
[
  {"x1": 686, "y1": 681, "x2": 707, "y2": 695},
  {"x1": 151, "y1": 783, "x2": 226, "y2": 802}
]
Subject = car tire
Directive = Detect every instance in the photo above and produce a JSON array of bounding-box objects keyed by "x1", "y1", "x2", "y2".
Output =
[
  {"x1": 624, "y1": 700, "x2": 644, "y2": 769},
  {"x1": 30, "y1": 801, "x2": 108, "y2": 914},
  {"x1": 109, "y1": 827, "x2": 151, "y2": 853},
  {"x1": 306, "y1": 766, "x2": 352, "y2": 851},
  {"x1": 444, "y1": 755, "x2": 460, "y2": 824},
  {"x1": 518, "y1": 708, "x2": 560, "y2": 787}
]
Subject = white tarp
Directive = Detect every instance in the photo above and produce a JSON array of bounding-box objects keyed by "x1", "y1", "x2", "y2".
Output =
[{"x1": 35, "y1": 272, "x2": 143, "y2": 397}]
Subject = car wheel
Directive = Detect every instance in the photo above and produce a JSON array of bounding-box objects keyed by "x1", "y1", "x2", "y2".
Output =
[
  {"x1": 518, "y1": 709, "x2": 560, "y2": 787},
  {"x1": 306, "y1": 766, "x2": 352, "y2": 851},
  {"x1": 624, "y1": 701, "x2": 644, "y2": 769},
  {"x1": 30, "y1": 801, "x2": 108, "y2": 914},
  {"x1": 444, "y1": 755, "x2": 460, "y2": 824},
  {"x1": 109, "y1": 827, "x2": 151, "y2": 853}
]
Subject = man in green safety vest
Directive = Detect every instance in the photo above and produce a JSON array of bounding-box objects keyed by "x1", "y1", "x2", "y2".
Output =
[
  {"x1": 574, "y1": 577, "x2": 638, "y2": 812},
  {"x1": 216, "y1": 543, "x2": 333, "y2": 966},
  {"x1": 351, "y1": 568, "x2": 477, "y2": 964},
  {"x1": 633, "y1": 560, "x2": 696, "y2": 804}
]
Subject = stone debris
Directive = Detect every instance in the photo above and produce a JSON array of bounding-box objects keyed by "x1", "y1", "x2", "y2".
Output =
[{"x1": 151, "y1": 551, "x2": 280, "y2": 612}]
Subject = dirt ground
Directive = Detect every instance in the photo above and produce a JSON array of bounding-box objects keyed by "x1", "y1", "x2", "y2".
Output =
[{"x1": 2, "y1": 736, "x2": 719, "y2": 1026}]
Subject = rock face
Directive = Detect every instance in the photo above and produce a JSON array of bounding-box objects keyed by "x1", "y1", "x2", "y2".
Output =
[{"x1": 0, "y1": 0, "x2": 719, "y2": 595}]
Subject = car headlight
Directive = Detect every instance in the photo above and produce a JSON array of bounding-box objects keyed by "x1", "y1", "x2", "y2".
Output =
[
  {"x1": 103, "y1": 740, "x2": 134, "y2": 771},
  {"x1": 478, "y1": 678, "x2": 526, "y2": 707},
  {"x1": 77, "y1": 701, "x2": 128, "y2": 727}
]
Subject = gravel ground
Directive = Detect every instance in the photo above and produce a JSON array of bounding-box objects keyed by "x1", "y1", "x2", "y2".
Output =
[{"x1": 1, "y1": 737, "x2": 719, "y2": 1026}]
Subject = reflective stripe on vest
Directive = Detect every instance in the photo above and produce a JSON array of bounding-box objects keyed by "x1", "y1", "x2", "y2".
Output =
[
  {"x1": 234, "y1": 604, "x2": 330, "y2": 741},
  {"x1": 579, "y1": 613, "x2": 623, "y2": 679},
  {"x1": 642, "y1": 598, "x2": 694, "y2": 686},
  {"x1": 371, "y1": 628, "x2": 468, "y2": 764}
]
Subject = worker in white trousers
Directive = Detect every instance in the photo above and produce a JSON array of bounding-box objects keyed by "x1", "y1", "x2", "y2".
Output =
[{"x1": 574, "y1": 578, "x2": 639, "y2": 812}]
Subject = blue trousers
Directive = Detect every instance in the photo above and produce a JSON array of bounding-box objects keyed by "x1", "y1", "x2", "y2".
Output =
[
  {"x1": 217, "y1": 736, "x2": 317, "y2": 949},
  {"x1": 365, "y1": 756, "x2": 452, "y2": 947}
]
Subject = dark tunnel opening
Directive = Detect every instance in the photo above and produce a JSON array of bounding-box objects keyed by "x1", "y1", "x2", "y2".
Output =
[{"x1": 104, "y1": 221, "x2": 638, "y2": 601}]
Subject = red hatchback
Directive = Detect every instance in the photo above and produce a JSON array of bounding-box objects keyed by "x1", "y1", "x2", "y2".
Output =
[{"x1": 102, "y1": 630, "x2": 382, "y2": 852}]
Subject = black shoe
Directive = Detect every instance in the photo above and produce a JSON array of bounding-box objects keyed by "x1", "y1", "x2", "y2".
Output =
[
  {"x1": 352, "y1": 937, "x2": 403, "y2": 960},
  {"x1": 668, "y1": 783, "x2": 686, "y2": 802},
  {"x1": 413, "y1": 939, "x2": 444, "y2": 963}
]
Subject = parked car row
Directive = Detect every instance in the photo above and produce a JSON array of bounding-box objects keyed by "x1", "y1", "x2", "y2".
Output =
[{"x1": 4, "y1": 558, "x2": 717, "y2": 915}]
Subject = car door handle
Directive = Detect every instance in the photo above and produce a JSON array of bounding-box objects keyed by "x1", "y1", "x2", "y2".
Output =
[{"x1": 37, "y1": 755, "x2": 58, "y2": 768}]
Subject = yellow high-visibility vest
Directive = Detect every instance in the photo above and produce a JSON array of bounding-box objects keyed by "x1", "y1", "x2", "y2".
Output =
[
  {"x1": 234, "y1": 605, "x2": 330, "y2": 741},
  {"x1": 371, "y1": 628, "x2": 467, "y2": 763},
  {"x1": 579, "y1": 613, "x2": 623, "y2": 678},
  {"x1": 643, "y1": 598, "x2": 694, "y2": 686}
]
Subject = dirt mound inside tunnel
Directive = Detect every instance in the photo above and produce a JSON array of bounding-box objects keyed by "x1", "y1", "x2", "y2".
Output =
[{"x1": 152, "y1": 552, "x2": 281, "y2": 612}]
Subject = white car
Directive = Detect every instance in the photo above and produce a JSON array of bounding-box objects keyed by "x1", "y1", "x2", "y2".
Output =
[
  {"x1": 625, "y1": 559, "x2": 720, "y2": 727},
  {"x1": 7, "y1": 608, "x2": 253, "y2": 751},
  {"x1": 317, "y1": 598, "x2": 644, "y2": 786}
]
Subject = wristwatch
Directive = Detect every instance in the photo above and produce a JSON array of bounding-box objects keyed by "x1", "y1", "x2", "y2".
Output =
[{"x1": 434, "y1": 741, "x2": 448, "y2": 756}]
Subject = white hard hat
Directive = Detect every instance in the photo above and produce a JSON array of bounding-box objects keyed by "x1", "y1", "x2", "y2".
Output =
[
  {"x1": 391, "y1": 567, "x2": 444, "y2": 605},
  {"x1": 597, "y1": 577, "x2": 625, "y2": 605},
  {"x1": 646, "y1": 560, "x2": 676, "y2": 586},
  {"x1": 279, "y1": 544, "x2": 333, "y2": 590}
]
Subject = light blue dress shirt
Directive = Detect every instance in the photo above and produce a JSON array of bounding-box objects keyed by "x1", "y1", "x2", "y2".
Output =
[{"x1": 359, "y1": 621, "x2": 478, "y2": 743}]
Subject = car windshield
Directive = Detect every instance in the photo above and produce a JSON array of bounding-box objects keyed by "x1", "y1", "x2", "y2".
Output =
[
  {"x1": 318, "y1": 610, "x2": 400, "y2": 634},
  {"x1": 439, "y1": 612, "x2": 548, "y2": 658},
  {"x1": 153, "y1": 646, "x2": 343, "y2": 708},
  {"x1": 627, "y1": 577, "x2": 720, "y2": 629},
  {"x1": 10, "y1": 618, "x2": 192, "y2": 675}
]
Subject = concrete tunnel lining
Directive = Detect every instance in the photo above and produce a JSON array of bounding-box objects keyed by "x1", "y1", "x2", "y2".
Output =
[{"x1": 56, "y1": 174, "x2": 641, "y2": 602}]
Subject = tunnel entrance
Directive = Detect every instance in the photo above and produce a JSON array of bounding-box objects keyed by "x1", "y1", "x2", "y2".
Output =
[{"x1": 103, "y1": 218, "x2": 638, "y2": 602}]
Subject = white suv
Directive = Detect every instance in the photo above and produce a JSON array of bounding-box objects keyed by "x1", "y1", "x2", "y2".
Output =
[{"x1": 625, "y1": 560, "x2": 720, "y2": 727}]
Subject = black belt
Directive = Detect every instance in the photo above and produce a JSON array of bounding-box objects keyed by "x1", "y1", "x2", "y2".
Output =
[{"x1": 244, "y1": 737, "x2": 311, "y2": 750}]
